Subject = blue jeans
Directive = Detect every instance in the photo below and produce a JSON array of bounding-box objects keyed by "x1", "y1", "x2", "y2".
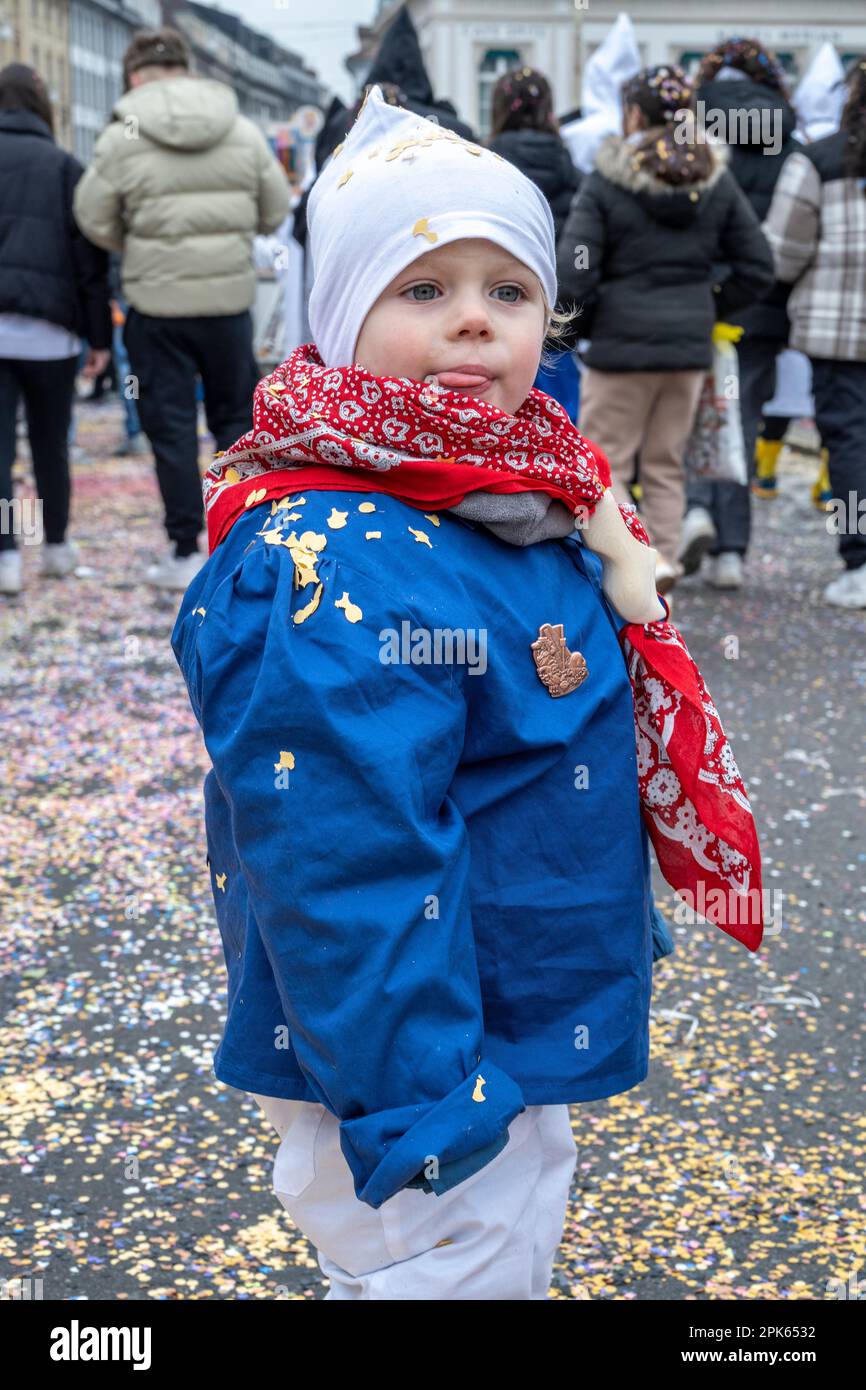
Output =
[{"x1": 114, "y1": 302, "x2": 142, "y2": 438}]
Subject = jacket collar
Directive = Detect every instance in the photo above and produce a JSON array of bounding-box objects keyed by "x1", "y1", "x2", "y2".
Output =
[
  {"x1": 594, "y1": 131, "x2": 729, "y2": 195},
  {"x1": 0, "y1": 108, "x2": 54, "y2": 141}
]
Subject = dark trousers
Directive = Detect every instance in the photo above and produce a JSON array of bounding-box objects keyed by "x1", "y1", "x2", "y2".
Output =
[
  {"x1": 0, "y1": 354, "x2": 79, "y2": 552},
  {"x1": 687, "y1": 336, "x2": 786, "y2": 557},
  {"x1": 123, "y1": 308, "x2": 260, "y2": 550},
  {"x1": 811, "y1": 357, "x2": 866, "y2": 570}
]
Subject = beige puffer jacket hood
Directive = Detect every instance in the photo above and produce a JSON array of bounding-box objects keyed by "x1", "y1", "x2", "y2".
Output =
[{"x1": 73, "y1": 76, "x2": 290, "y2": 317}]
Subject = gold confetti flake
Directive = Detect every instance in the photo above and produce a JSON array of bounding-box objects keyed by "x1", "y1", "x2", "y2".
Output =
[
  {"x1": 275, "y1": 750, "x2": 295, "y2": 771},
  {"x1": 215, "y1": 872, "x2": 227, "y2": 892},
  {"x1": 367, "y1": 144, "x2": 381, "y2": 159},
  {"x1": 292, "y1": 558, "x2": 319, "y2": 589},
  {"x1": 224, "y1": 467, "x2": 240, "y2": 484},
  {"x1": 268, "y1": 380, "x2": 287, "y2": 393},
  {"x1": 293, "y1": 582, "x2": 324, "y2": 625},
  {"x1": 412, "y1": 216, "x2": 438, "y2": 243},
  {"x1": 261, "y1": 529, "x2": 285, "y2": 544},
  {"x1": 464, "y1": 145, "x2": 483, "y2": 156},
  {"x1": 358, "y1": 502, "x2": 377, "y2": 513},
  {"x1": 245, "y1": 487, "x2": 267, "y2": 508},
  {"x1": 277, "y1": 495, "x2": 306, "y2": 510},
  {"x1": 471, "y1": 1074, "x2": 487, "y2": 1102},
  {"x1": 327, "y1": 508, "x2": 348, "y2": 529},
  {"x1": 365, "y1": 530, "x2": 381, "y2": 540},
  {"x1": 337, "y1": 168, "x2": 354, "y2": 188},
  {"x1": 332, "y1": 141, "x2": 345, "y2": 157},
  {"x1": 335, "y1": 591, "x2": 363, "y2": 623},
  {"x1": 423, "y1": 513, "x2": 440, "y2": 526},
  {"x1": 408, "y1": 526, "x2": 432, "y2": 547},
  {"x1": 298, "y1": 530, "x2": 327, "y2": 552},
  {"x1": 195, "y1": 607, "x2": 206, "y2": 617}
]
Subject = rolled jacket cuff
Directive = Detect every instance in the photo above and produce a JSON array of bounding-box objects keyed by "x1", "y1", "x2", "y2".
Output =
[
  {"x1": 338, "y1": 1059, "x2": 526, "y2": 1209},
  {"x1": 415, "y1": 1128, "x2": 511, "y2": 1196}
]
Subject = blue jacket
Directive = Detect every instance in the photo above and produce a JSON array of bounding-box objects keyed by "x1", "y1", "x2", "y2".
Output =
[{"x1": 171, "y1": 489, "x2": 655, "y2": 1208}]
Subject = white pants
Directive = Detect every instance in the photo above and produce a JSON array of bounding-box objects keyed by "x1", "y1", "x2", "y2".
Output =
[{"x1": 250, "y1": 1093, "x2": 577, "y2": 1300}]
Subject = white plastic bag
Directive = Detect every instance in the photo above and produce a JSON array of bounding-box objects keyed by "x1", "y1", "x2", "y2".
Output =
[{"x1": 683, "y1": 336, "x2": 747, "y2": 485}]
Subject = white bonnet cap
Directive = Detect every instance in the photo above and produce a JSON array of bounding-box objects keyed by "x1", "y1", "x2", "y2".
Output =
[{"x1": 306, "y1": 84, "x2": 558, "y2": 369}]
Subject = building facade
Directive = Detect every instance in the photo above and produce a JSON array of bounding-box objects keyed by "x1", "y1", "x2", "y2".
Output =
[
  {"x1": 69, "y1": 0, "x2": 160, "y2": 162},
  {"x1": 164, "y1": 0, "x2": 326, "y2": 127},
  {"x1": 1, "y1": 0, "x2": 326, "y2": 158},
  {"x1": 349, "y1": 0, "x2": 578, "y2": 138},
  {"x1": 0, "y1": 0, "x2": 75, "y2": 147},
  {"x1": 579, "y1": 1, "x2": 866, "y2": 85}
]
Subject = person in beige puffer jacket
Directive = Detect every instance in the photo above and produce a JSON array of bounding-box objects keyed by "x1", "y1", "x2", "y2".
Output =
[{"x1": 73, "y1": 26, "x2": 291, "y2": 589}]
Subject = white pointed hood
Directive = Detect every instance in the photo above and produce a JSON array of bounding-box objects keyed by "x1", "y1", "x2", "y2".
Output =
[
  {"x1": 794, "y1": 42, "x2": 847, "y2": 142},
  {"x1": 560, "y1": 13, "x2": 641, "y2": 175}
]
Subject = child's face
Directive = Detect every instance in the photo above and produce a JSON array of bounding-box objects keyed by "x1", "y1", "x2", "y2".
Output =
[{"x1": 354, "y1": 238, "x2": 547, "y2": 415}]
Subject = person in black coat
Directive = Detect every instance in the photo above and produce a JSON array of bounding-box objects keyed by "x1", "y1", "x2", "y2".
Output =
[
  {"x1": 487, "y1": 66, "x2": 583, "y2": 417},
  {"x1": 556, "y1": 64, "x2": 774, "y2": 591},
  {"x1": 683, "y1": 36, "x2": 801, "y2": 586},
  {"x1": 0, "y1": 63, "x2": 111, "y2": 595},
  {"x1": 487, "y1": 67, "x2": 581, "y2": 242}
]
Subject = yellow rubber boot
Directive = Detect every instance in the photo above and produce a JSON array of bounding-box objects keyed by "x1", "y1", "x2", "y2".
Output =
[
  {"x1": 811, "y1": 447, "x2": 833, "y2": 512},
  {"x1": 751, "y1": 437, "x2": 782, "y2": 497}
]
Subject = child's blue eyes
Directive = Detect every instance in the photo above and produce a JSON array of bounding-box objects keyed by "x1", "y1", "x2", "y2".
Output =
[{"x1": 402, "y1": 284, "x2": 526, "y2": 303}]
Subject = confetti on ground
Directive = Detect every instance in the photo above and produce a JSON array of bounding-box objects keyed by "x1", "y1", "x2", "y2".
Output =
[{"x1": 0, "y1": 413, "x2": 863, "y2": 1301}]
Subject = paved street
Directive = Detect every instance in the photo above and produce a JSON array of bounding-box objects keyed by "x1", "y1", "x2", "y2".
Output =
[{"x1": 1, "y1": 402, "x2": 864, "y2": 1300}]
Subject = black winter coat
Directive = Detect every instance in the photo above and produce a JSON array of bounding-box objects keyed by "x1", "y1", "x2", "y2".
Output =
[
  {"x1": 696, "y1": 76, "x2": 798, "y2": 341},
  {"x1": 0, "y1": 109, "x2": 111, "y2": 349},
  {"x1": 555, "y1": 134, "x2": 775, "y2": 372}
]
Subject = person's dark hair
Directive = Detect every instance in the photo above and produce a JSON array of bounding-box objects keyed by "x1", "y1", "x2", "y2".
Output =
[
  {"x1": 122, "y1": 26, "x2": 190, "y2": 90},
  {"x1": 621, "y1": 65, "x2": 714, "y2": 184},
  {"x1": 697, "y1": 35, "x2": 790, "y2": 101},
  {"x1": 841, "y1": 55, "x2": 866, "y2": 178},
  {"x1": 489, "y1": 67, "x2": 558, "y2": 137},
  {"x1": 0, "y1": 62, "x2": 54, "y2": 134},
  {"x1": 352, "y1": 80, "x2": 403, "y2": 121}
]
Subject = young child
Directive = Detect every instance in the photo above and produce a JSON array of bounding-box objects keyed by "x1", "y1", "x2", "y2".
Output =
[{"x1": 171, "y1": 86, "x2": 764, "y2": 1301}]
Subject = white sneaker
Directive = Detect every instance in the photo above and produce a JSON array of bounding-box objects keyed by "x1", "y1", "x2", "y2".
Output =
[
  {"x1": 677, "y1": 506, "x2": 717, "y2": 576},
  {"x1": 144, "y1": 548, "x2": 206, "y2": 591},
  {"x1": 654, "y1": 558, "x2": 680, "y2": 594},
  {"x1": 0, "y1": 550, "x2": 22, "y2": 594},
  {"x1": 823, "y1": 566, "x2": 866, "y2": 609},
  {"x1": 705, "y1": 552, "x2": 743, "y2": 589},
  {"x1": 41, "y1": 539, "x2": 81, "y2": 577}
]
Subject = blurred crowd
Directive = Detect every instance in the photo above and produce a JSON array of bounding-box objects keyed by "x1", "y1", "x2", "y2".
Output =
[{"x1": 1, "y1": 9, "x2": 864, "y2": 607}]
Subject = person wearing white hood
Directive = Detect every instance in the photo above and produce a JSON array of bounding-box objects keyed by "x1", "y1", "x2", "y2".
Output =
[{"x1": 560, "y1": 12, "x2": 641, "y2": 176}]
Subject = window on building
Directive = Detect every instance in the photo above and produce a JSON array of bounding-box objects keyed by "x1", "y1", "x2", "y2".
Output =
[{"x1": 478, "y1": 48, "x2": 522, "y2": 139}]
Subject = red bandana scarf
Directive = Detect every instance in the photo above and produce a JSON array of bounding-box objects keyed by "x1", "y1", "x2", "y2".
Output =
[{"x1": 203, "y1": 344, "x2": 763, "y2": 950}]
